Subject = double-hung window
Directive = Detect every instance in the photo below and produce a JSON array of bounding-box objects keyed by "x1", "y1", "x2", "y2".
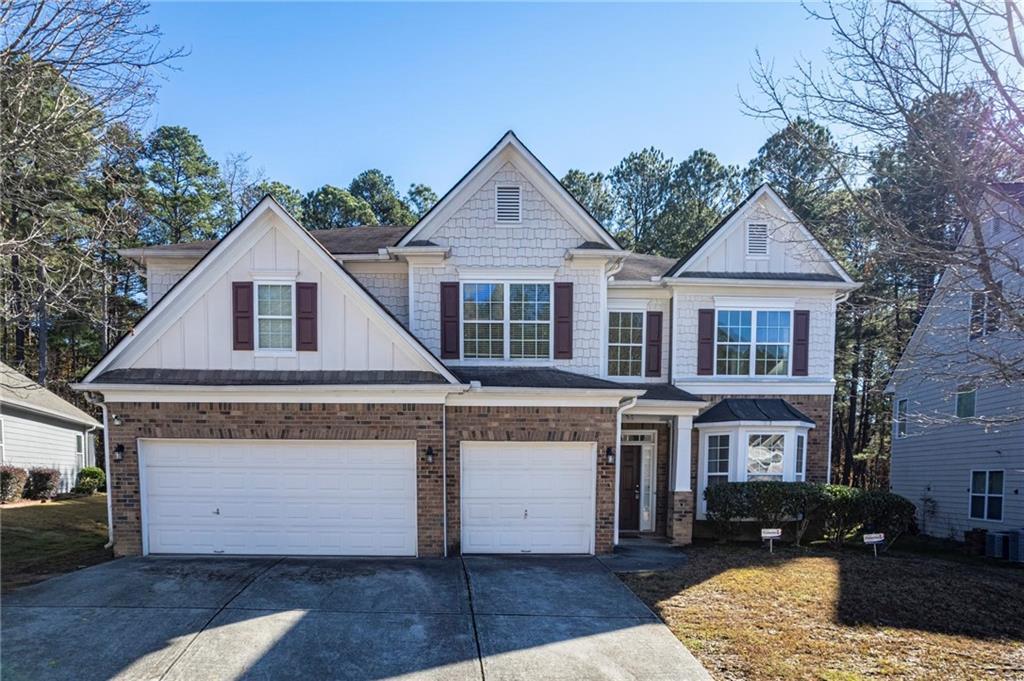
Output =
[
  {"x1": 970, "y1": 470, "x2": 1003, "y2": 521},
  {"x1": 795, "y1": 433, "x2": 806, "y2": 482},
  {"x1": 256, "y1": 283, "x2": 294, "y2": 351},
  {"x1": 462, "y1": 282, "x2": 551, "y2": 360},
  {"x1": 746, "y1": 433, "x2": 785, "y2": 481},
  {"x1": 955, "y1": 386, "x2": 977, "y2": 418},
  {"x1": 715, "y1": 309, "x2": 791, "y2": 376},
  {"x1": 608, "y1": 311, "x2": 644, "y2": 377},
  {"x1": 706, "y1": 434, "x2": 730, "y2": 487}
]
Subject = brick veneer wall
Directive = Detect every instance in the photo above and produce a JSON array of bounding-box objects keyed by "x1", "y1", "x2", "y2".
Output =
[
  {"x1": 445, "y1": 405, "x2": 617, "y2": 555},
  {"x1": 105, "y1": 402, "x2": 444, "y2": 557},
  {"x1": 621, "y1": 421, "x2": 670, "y2": 536}
]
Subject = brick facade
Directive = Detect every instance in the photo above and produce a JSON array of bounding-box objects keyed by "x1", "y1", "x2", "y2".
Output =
[
  {"x1": 445, "y1": 405, "x2": 618, "y2": 555},
  {"x1": 105, "y1": 402, "x2": 444, "y2": 558}
]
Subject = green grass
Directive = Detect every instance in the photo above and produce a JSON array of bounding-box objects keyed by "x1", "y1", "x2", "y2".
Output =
[{"x1": 1, "y1": 494, "x2": 113, "y2": 591}]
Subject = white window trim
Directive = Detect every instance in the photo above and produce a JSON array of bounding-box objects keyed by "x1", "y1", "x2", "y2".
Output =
[
  {"x1": 606, "y1": 308, "x2": 646, "y2": 380},
  {"x1": 746, "y1": 222, "x2": 770, "y2": 259},
  {"x1": 459, "y1": 280, "x2": 553, "y2": 362},
  {"x1": 254, "y1": 281, "x2": 297, "y2": 356},
  {"x1": 0, "y1": 417, "x2": 4, "y2": 464},
  {"x1": 494, "y1": 184, "x2": 522, "y2": 224},
  {"x1": 713, "y1": 308, "x2": 793, "y2": 377},
  {"x1": 894, "y1": 398, "x2": 908, "y2": 439},
  {"x1": 955, "y1": 386, "x2": 977, "y2": 418},
  {"x1": 968, "y1": 469, "x2": 1004, "y2": 522},
  {"x1": 969, "y1": 282, "x2": 1002, "y2": 340},
  {"x1": 795, "y1": 433, "x2": 807, "y2": 482}
]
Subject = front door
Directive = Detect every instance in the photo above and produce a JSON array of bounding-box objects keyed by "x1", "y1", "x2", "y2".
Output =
[{"x1": 619, "y1": 445, "x2": 641, "y2": 533}]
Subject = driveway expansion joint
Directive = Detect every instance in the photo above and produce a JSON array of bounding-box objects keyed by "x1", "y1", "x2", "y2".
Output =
[{"x1": 460, "y1": 556, "x2": 487, "y2": 681}]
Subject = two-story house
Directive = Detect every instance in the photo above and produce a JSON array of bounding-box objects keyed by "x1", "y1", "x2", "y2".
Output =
[
  {"x1": 888, "y1": 184, "x2": 1023, "y2": 540},
  {"x1": 74, "y1": 132, "x2": 858, "y2": 558}
]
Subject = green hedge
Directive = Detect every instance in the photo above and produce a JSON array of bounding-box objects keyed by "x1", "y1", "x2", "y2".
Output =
[
  {"x1": 705, "y1": 482, "x2": 916, "y2": 548},
  {"x1": 74, "y1": 466, "x2": 105, "y2": 494}
]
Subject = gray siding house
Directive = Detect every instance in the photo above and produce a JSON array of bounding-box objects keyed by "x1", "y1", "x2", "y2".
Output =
[{"x1": 888, "y1": 185, "x2": 1023, "y2": 540}]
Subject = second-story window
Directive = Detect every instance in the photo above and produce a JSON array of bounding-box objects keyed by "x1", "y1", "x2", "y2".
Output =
[
  {"x1": 608, "y1": 311, "x2": 644, "y2": 377},
  {"x1": 955, "y1": 386, "x2": 977, "y2": 418},
  {"x1": 894, "y1": 398, "x2": 908, "y2": 438},
  {"x1": 970, "y1": 285, "x2": 1002, "y2": 339},
  {"x1": 715, "y1": 309, "x2": 791, "y2": 376},
  {"x1": 256, "y1": 283, "x2": 294, "y2": 351},
  {"x1": 462, "y1": 282, "x2": 551, "y2": 360}
]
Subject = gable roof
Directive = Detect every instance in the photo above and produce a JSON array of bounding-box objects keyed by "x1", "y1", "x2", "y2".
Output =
[
  {"x1": 1, "y1": 362, "x2": 101, "y2": 427},
  {"x1": 397, "y1": 131, "x2": 621, "y2": 250},
  {"x1": 666, "y1": 184, "x2": 856, "y2": 284},
  {"x1": 80, "y1": 197, "x2": 460, "y2": 387}
]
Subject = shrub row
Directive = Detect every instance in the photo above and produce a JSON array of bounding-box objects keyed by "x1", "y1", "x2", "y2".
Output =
[
  {"x1": 0, "y1": 466, "x2": 28, "y2": 502},
  {"x1": 705, "y1": 481, "x2": 917, "y2": 547},
  {"x1": 0, "y1": 466, "x2": 105, "y2": 502}
]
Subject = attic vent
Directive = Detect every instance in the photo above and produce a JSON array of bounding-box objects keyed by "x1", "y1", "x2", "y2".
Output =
[
  {"x1": 496, "y1": 185, "x2": 521, "y2": 223},
  {"x1": 746, "y1": 223, "x2": 769, "y2": 256}
]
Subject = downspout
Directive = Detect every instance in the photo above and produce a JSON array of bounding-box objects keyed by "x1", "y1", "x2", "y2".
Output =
[
  {"x1": 84, "y1": 392, "x2": 114, "y2": 549},
  {"x1": 613, "y1": 396, "x2": 638, "y2": 548},
  {"x1": 441, "y1": 401, "x2": 447, "y2": 558}
]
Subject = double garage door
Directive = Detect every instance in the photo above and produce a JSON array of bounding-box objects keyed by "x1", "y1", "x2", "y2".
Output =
[{"x1": 141, "y1": 440, "x2": 417, "y2": 556}]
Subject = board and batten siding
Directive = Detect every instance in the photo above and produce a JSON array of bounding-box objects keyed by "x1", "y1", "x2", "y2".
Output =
[
  {"x1": 121, "y1": 214, "x2": 431, "y2": 373},
  {"x1": 0, "y1": 406, "x2": 92, "y2": 493}
]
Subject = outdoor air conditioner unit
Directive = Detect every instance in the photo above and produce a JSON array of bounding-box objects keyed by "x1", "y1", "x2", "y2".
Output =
[{"x1": 985, "y1": 532, "x2": 1009, "y2": 559}]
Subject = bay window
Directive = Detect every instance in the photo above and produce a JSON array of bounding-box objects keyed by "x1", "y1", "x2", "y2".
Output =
[
  {"x1": 608, "y1": 311, "x2": 644, "y2": 377},
  {"x1": 715, "y1": 309, "x2": 791, "y2": 376},
  {"x1": 746, "y1": 433, "x2": 785, "y2": 481},
  {"x1": 706, "y1": 434, "x2": 730, "y2": 487},
  {"x1": 462, "y1": 282, "x2": 551, "y2": 360}
]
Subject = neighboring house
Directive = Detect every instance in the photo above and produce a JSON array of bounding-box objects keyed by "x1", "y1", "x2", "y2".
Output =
[
  {"x1": 888, "y1": 184, "x2": 1023, "y2": 540},
  {"x1": 1, "y1": 361, "x2": 101, "y2": 493},
  {"x1": 74, "y1": 131, "x2": 858, "y2": 558}
]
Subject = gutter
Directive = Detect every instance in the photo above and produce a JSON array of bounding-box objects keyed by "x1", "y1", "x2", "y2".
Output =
[
  {"x1": 613, "y1": 396, "x2": 638, "y2": 548},
  {"x1": 83, "y1": 392, "x2": 114, "y2": 549}
]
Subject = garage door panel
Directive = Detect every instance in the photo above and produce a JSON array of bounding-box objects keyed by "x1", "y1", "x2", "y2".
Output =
[
  {"x1": 142, "y1": 440, "x2": 417, "y2": 556},
  {"x1": 461, "y1": 443, "x2": 595, "y2": 555}
]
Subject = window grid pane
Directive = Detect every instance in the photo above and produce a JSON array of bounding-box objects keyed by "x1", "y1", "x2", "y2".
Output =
[
  {"x1": 707, "y1": 435, "x2": 730, "y2": 478},
  {"x1": 970, "y1": 471, "x2": 1004, "y2": 521},
  {"x1": 258, "y1": 318, "x2": 291, "y2": 349},
  {"x1": 256, "y1": 284, "x2": 293, "y2": 350},
  {"x1": 747, "y1": 433, "x2": 784, "y2": 480},
  {"x1": 608, "y1": 311, "x2": 644, "y2": 377},
  {"x1": 463, "y1": 284, "x2": 505, "y2": 359},
  {"x1": 257, "y1": 284, "x2": 292, "y2": 316},
  {"x1": 716, "y1": 310, "x2": 751, "y2": 375},
  {"x1": 510, "y1": 284, "x2": 551, "y2": 358},
  {"x1": 755, "y1": 310, "x2": 791, "y2": 375}
]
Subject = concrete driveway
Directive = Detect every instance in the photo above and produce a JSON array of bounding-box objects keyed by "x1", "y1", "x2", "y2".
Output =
[{"x1": 2, "y1": 555, "x2": 710, "y2": 681}]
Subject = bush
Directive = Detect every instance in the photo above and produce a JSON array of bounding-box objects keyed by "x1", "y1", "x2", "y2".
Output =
[
  {"x1": 24, "y1": 467, "x2": 61, "y2": 500},
  {"x1": 0, "y1": 466, "x2": 28, "y2": 502},
  {"x1": 704, "y1": 482, "x2": 750, "y2": 540},
  {"x1": 788, "y1": 482, "x2": 828, "y2": 546},
  {"x1": 820, "y1": 484, "x2": 864, "y2": 548},
  {"x1": 76, "y1": 466, "x2": 105, "y2": 490},
  {"x1": 72, "y1": 478, "x2": 100, "y2": 495},
  {"x1": 860, "y1": 489, "x2": 918, "y2": 542},
  {"x1": 745, "y1": 481, "x2": 800, "y2": 528}
]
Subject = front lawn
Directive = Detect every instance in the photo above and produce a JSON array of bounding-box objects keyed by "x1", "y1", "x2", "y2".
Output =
[
  {"x1": 622, "y1": 543, "x2": 1024, "y2": 680},
  {"x1": 0, "y1": 494, "x2": 113, "y2": 592}
]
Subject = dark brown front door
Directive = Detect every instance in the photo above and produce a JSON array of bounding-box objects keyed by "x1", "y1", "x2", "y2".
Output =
[{"x1": 619, "y1": 445, "x2": 641, "y2": 533}]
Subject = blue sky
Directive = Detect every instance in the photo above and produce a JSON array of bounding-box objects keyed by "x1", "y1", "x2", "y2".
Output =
[{"x1": 147, "y1": 2, "x2": 835, "y2": 195}]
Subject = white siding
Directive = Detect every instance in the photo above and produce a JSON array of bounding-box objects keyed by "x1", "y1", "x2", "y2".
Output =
[
  {"x1": 117, "y1": 212, "x2": 435, "y2": 374},
  {"x1": 409, "y1": 162, "x2": 605, "y2": 375},
  {"x1": 1, "y1": 409, "x2": 89, "y2": 493},
  {"x1": 344, "y1": 262, "x2": 410, "y2": 327},
  {"x1": 147, "y1": 260, "x2": 196, "y2": 307}
]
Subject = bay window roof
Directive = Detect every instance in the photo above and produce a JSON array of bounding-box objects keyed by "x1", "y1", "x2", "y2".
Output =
[{"x1": 695, "y1": 398, "x2": 815, "y2": 427}]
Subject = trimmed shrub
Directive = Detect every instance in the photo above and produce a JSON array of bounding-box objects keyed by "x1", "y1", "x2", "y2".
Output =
[
  {"x1": 704, "y1": 482, "x2": 750, "y2": 540},
  {"x1": 0, "y1": 466, "x2": 28, "y2": 502},
  {"x1": 76, "y1": 466, "x2": 105, "y2": 490},
  {"x1": 860, "y1": 489, "x2": 918, "y2": 542},
  {"x1": 745, "y1": 481, "x2": 799, "y2": 528},
  {"x1": 820, "y1": 484, "x2": 864, "y2": 548},
  {"x1": 72, "y1": 478, "x2": 100, "y2": 495},
  {"x1": 789, "y1": 482, "x2": 828, "y2": 546},
  {"x1": 24, "y1": 467, "x2": 61, "y2": 500}
]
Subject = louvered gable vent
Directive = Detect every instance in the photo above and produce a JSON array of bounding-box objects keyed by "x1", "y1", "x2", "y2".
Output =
[
  {"x1": 746, "y1": 222, "x2": 769, "y2": 256},
  {"x1": 495, "y1": 185, "x2": 521, "y2": 223}
]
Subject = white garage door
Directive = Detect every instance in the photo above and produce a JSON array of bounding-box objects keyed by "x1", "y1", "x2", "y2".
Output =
[
  {"x1": 140, "y1": 440, "x2": 417, "y2": 556},
  {"x1": 461, "y1": 442, "x2": 596, "y2": 554}
]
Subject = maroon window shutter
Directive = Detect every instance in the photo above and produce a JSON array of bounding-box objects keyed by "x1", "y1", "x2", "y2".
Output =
[
  {"x1": 440, "y1": 282, "x2": 460, "y2": 359},
  {"x1": 697, "y1": 308, "x2": 715, "y2": 375},
  {"x1": 296, "y1": 282, "x2": 318, "y2": 351},
  {"x1": 793, "y1": 309, "x2": 810, "y2": 376},
  {"x1": 232, "y1": 282, "x2": 254, "y2": 351},
  {"x1": 554, "y1": 282, "x2": 573, "y2": 359},
  {"x1": 645, "y1": 311, "x2": 663, "y2": 377}
]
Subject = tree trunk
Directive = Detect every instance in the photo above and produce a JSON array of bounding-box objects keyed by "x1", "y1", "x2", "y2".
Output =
[{"x1": 842, "y1": 315, "x2": 863, "y2": 485}]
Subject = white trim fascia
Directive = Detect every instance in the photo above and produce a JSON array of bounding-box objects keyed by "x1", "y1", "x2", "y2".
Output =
[
  {"x1": 387, "y1": 245, "x2": 449, "y2": 257},
  {"x1": 334, "y1": 252, "x2": 394, "y2": 262},
  {"x1": 626, "y1": 400, "x2": 704, "y2": 416},
  {"x1": 447, "y1": 386, "x2": 643, "y2": 408},
  {"x1": 567, "y1": 248, "x2": 622, "y2": 259},
  {"x1": 675, "y1": 378, "x2": 836, "y2": 395},
  {"x1": 457, "y1": 267, "x2": 557, "y2": 281},
  {"x1": 117, "y1": 248, "x2": 208, "y2": 266},
  {"x1": 397, "y1": 132, "x2": 620, "y2": 250},
  {"x1": 82, "y1": 198, "x2": 461, "y2": 386},
  {"x1": 695, "y1": 420, "x2": 815, "y2": 429},
  {"x1": 73, "y1": 383, "x2": 465, "y2": 404},
  {"x1": 714, "y1": 296, "x2": 796, "y2": 309},
  {"x1": 1, "y1": 397, "x2": 102, "y2": 428},
  {"x1": 608, "y1": 282, "x2": 671, "y2": 297},
  {"x1": 666, "y1": 278, "x2": 861, "y2": 292}
]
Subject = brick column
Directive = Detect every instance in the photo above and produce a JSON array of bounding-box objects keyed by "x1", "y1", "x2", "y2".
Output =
[{"x1": 667, "y1": 414, "x2": 695, "y2": 545}]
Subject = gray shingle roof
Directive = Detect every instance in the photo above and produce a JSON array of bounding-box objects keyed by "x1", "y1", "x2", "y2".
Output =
[
  {"x1": 1, "y1": 362, "x2": 101, "y2": 427},
  {"x1": 617, "y1": 383, "x2": 702, "y2": 402},
  {"x1": 128, "y1": 226, "x2": 409, "y2": 258},
  {"x1": 93, "y1": 368, "x2": 448, "y2": 386},
  {"x1": 616, "y1": 253, "x2": 677, "y2": 281},
  {"x1": 451, "y1": 366, "x2": 700, "y2": 401},
  {"x1": 694, "y1": 398, "x2": 815, "y2": 425}
]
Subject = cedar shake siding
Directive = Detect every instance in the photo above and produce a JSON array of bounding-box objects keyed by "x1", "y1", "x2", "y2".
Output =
[
  {"x1": 445, "y1": 406, "x2": 618, "y2": 555},
  {"x1": 106, "y1": 402, "x2": 444, "y2": 557}
]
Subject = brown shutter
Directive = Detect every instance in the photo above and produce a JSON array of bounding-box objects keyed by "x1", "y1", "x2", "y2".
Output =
[
  {"x1": 553, "y1": 282, "x2": 573, "y2": 359},
  {"x1": 440, "y1": 282, "x2": 460, "y2": 359},
  {"x1": 296, "y1": 282, "x2": 317, "y2": 351},
  {"x1": 697, "y1": 308, "x2": 715, "y2": 376},
  {"x1": 232, "y1": 282, "x2": 254, "y2": 351},
  {"x1": 645, "y1": 311, "x2": 663, "y2": 377},
  {"x1": 793, "y1": 309, "x2": 810, "y2": 376}
]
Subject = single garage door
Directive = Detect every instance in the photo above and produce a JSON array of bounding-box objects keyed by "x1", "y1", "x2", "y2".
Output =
[
  {"x1": 140, "y1": 439, "x2": 417, "y2": 556},
  {"x1": 461, "y1": 442, "x2": 596, "y2": 554}
]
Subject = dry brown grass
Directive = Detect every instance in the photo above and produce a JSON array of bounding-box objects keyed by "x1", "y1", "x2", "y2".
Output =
[{"x1": 621, "y1": 543, "x2": 1024, "y2": 680}]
